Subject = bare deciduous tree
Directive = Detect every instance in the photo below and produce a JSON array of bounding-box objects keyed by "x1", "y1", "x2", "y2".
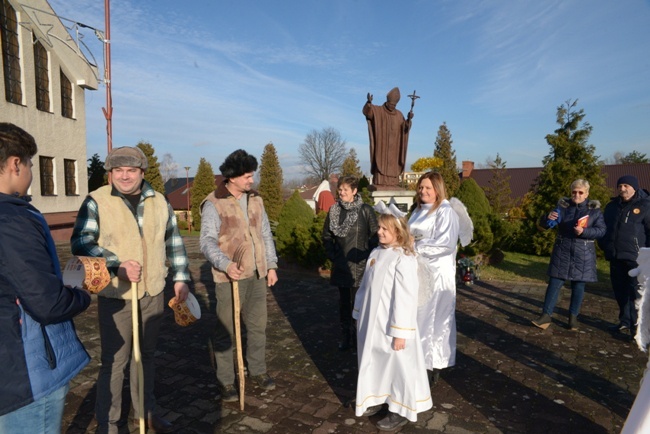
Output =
[
  {"x1": 161, "y1": 153, "x2": 179, "y2": 182},
  {"x1": 299, "y1": 127, "x2": 347, "y2": 181}
]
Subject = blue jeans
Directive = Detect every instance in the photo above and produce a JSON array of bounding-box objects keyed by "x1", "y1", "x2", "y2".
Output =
[
  {"x1": 0, "y1": 383, "x2": 69, "y2": 434},
  {"x1": 542, "y1": 277, "x2": 585, "y2": 316}
]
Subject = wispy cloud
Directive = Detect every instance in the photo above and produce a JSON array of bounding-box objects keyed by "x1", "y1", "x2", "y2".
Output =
[{"x1": 48, "y1": 0, "x2": 650, "y2": 175}]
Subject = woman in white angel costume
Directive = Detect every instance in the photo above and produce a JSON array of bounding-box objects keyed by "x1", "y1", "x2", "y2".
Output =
[
  {"x1": 353, "y1": 201, "x2": 432, "y2": 431},
  {"x1": 408, "y1": 171, "x2": 473, "y2": 384}
]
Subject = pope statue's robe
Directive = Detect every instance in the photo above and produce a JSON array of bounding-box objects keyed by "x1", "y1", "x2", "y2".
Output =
[{"x1": 363, "y1": 103, "x2": 410, "y2": 187}]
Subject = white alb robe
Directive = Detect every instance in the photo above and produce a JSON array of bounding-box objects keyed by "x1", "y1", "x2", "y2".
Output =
[
  {"x1": 622, "y1": 248, "x2": 650, "y2": 433},
  {"x1": 408, "y1": 200, "x2": 460, "y2": 370},
  {"x1": 353, "y1": 246, "x2": 432, "y2": 422}
]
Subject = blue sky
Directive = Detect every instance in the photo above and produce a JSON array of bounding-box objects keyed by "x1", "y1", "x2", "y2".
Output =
[{"x1": 48, "y1": 0, "x2": 650, "y2": 180}]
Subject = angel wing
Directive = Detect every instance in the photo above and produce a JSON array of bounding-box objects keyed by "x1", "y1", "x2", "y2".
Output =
[
  {"x1": 449, "y1": 197, "x2": 474, "y2": 247},
  {"x1": 632, "y1": 248, "x2": 650, "y2": 351}
]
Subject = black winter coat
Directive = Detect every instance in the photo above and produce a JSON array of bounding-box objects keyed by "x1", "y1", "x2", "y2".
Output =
[
  {"x1": 541, "y1": 198, "x2": 606, "y2": 282},
  {"x1": 322, "y1": 202, "x2": 378, "y2": 288},
  {"x1": 598, "y1": 189, "x2": 650, "y2": 262}
]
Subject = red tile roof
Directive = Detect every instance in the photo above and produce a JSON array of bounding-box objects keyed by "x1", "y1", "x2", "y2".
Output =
[{"x1": 166, "y1": 175, "x2": 224, "y2": 210}]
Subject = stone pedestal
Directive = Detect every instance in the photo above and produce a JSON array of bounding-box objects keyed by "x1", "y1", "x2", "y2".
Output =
[{"x1": 369, "y1": 189, "x2": 415, "y2": 213}]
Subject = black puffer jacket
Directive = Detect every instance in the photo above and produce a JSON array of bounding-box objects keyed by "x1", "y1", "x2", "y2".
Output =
[
  {"x1": 540, "y1": 198, "x2": 606, "y2": 282},
  {"x1": 598, "y1": 189, "x2": 650, "y2": 262},
  {"x1": 322, "y1": 202, "x2": 378, "y2": 288}
]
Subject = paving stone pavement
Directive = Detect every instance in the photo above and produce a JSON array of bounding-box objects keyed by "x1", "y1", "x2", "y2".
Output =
[{"x1": 57, "y1": 238, "x2": 647, "y2": 433}]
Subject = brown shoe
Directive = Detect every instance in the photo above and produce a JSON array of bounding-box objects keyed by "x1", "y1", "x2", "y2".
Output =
[{"x1": 131, "y1": 414, "x2": 173, "y2": 433}]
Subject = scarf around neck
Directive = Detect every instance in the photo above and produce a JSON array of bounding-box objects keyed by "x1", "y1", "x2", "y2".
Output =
[{"x1": 329, "y1": 194, "x2": 363, "y2": 237}]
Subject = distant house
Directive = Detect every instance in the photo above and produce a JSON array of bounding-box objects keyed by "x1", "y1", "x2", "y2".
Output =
[
  {"x1": 461, "y1": 160, "x2": 650, "y2": 205},
  {"x1": 299, "y1": 185, "x2": 319, "y2": 212},
  {"x1": 1, "y1": 0, "x2": 99, "y2": 240},
  {"x1": 164, "y1": 175, "x2": 224, "y2": 223}
]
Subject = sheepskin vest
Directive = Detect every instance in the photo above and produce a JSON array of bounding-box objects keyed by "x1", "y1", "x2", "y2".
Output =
[
  {"x1": 202, "y1": 184, "x2": 268, "y2": 284},
  {"x1": 90, "y1": 186, "x2": 169, "y2": 299}
]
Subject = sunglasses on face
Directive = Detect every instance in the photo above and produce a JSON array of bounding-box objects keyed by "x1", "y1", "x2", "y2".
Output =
[{"x1": 571, "y1": 191, "x2": 585, "y2": 195}]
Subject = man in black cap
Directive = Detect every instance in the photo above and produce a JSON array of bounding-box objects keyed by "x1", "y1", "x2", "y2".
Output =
[{"x1": 599, "y1": 175, "x2": 650, "y2": 336}]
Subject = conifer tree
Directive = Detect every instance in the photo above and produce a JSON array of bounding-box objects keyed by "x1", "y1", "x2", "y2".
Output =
[
  {"x1": 616, "y1": 150, "x2": 649, "y2": 164},
  {"x1": 525, "y1": 99, "x2": 608, "y2": 254},
  {"x1": 456, "y1": 178, "x2": 493, "y2": 255},
  {"x1": 340, "y1": 148, "x2": 363, "y2": 178},
  {"x1": 258, "y1": 143, "x2": 284, "y2": 222},
  {"x1": 433, "y1": 123, "x2": 460, "y2": 197},
  {"x1": 136, "y1": 141, "x2": 165, "y2": 194},
  {"x1": 276, "y1": 190, "x2": 315, "y2": 260},
  {"x1": 190, "y1": 158, "x2": 215, "y2": 231},
  {"x1": 358, "y1": 175, "x2": 374, "y2": 205},
  {"x1": 87, "y1": 153, "x2": 107, "y2": 192},
  {"x1": 484, "y1": 153, "x2": 512, "y2": 215}
]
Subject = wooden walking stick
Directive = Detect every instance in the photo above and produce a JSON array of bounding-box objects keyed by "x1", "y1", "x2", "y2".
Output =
[
  {"x1": 232, "y1": 245, "x2": 248, "y2": 411},
  {"x1": 131, "y1": 281, "x2": 145, "y2": 434}
]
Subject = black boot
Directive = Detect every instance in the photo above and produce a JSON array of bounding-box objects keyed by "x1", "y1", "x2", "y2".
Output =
[
  {"x1": 532, "y1": 313, "x2": 552, "y2": 330},
  {"x1": 338, "y1": 327, "x2": 351, "y2": 351},
  {"x1": 338, "y1": 287, "x2": 353, "y2": 351},
  {"x1": 427, "y1": 369, "x2": 440, "y2": 387}
]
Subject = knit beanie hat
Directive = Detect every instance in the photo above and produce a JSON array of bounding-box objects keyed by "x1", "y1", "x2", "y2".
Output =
[
  {"x1": 105, "y1": 146, "x2": 148, "y2": 170},
  {"x1": 617, "y1": 175, "x2": 639, "y2": 191}
]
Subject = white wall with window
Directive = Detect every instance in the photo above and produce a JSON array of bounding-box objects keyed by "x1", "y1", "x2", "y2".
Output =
[{"x1": 0, "y1": 0, "x2": 98, "y2": 223}]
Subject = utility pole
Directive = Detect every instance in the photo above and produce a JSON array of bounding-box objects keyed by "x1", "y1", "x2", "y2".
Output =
[
  {"x1": 102, "y1": 0, "x2": 113, "y2": 153},
  {"x1": 185, "y1": 166, "x2": 191, "y2": 234}
]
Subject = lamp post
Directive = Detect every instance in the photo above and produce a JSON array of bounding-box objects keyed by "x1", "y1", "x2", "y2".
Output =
[{"x1": 184, "y1": 166, "x2": 191, "y2": 234}]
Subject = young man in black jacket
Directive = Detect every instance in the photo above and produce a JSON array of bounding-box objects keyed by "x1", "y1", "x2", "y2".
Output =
[{"x1": 0, "y1": 123, "x2": 91, "y2": 433}]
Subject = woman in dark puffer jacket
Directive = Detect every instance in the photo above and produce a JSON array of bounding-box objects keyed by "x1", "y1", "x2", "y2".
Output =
[
  {"x1": 323, "y1": 176, "x2": 378, "y2": 350},
  {"x1": 532, "y1": 179, "x2": 606, "y2": 330}
]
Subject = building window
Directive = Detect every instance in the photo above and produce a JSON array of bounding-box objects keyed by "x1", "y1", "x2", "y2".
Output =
[
  {"x1": 0, "y1": 0, "x2": 22, "y2": 104},
  {"x1": 39, "y1": 156, "x2": 55, "y2": 196},
  {"x1": 33, "y1": 37, "x2": 50, "y2": 112},
  {"x1": 60, "y1": 69, "x2": 73, "y2": 118},
  {"x1": 64, "y1": 159, "x2": 77, "y2": 195}
]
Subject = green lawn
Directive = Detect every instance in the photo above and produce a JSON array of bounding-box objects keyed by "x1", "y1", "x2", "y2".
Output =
[
  {"x1": 179, "y1": 229, "x2": 200, "y2": 237},
  {"x1": 478, "y1": 251, "x2": 611, "y2": 289}
]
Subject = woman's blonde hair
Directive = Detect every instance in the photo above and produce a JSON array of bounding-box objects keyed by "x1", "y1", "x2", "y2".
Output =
[
  {"x1": 415, "y1": 171, "x2": 447, "y2": 212},
  {"x1": 570, "y1": 179, "x2": 590, "y2": 193},
  {"x1": 378, "y1": 214, "x2": 415, "y2": 255}
]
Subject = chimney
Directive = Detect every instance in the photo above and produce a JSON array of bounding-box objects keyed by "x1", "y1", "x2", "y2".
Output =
[{"x1": 462, "y1": 161, "x2": 474, "y2": 179}]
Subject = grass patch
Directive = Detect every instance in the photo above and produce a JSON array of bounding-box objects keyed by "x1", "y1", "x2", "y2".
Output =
[
  {"x1": 180, "y1": 229, "x2": 200, "y2": 237},
  {"x1": 478, "y1": 251, "x2": 611, "y2": 289}
]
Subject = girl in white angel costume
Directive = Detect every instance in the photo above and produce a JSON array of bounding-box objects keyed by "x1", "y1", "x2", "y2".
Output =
[{"x1": 353, "y1": 201, "x2": 432, "y2": 431}]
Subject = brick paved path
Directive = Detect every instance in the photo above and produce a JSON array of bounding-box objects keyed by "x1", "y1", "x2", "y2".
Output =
[{"x1": 59, "y1": 238, "x2": 646, "y2": 433}]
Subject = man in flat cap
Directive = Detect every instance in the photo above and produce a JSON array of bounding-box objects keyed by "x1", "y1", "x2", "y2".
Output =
[
  {"x1": 71, "y1": 146, "x2": 190, "y2": 433},
  {"x1": 363, "y1": 87, "x2": 413, "y2": 188},
  {"x1": 599, "y1": 175, "x2": 650, "y2": 337}
]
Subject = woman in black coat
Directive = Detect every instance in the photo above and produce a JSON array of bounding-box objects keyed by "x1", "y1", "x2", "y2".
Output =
[
  {"x1": 322, "y1": 176, "x2": 378, "y2": 350},
  {"x1": 532, "y1": 179, "x2": 606, "y2": 331}
]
